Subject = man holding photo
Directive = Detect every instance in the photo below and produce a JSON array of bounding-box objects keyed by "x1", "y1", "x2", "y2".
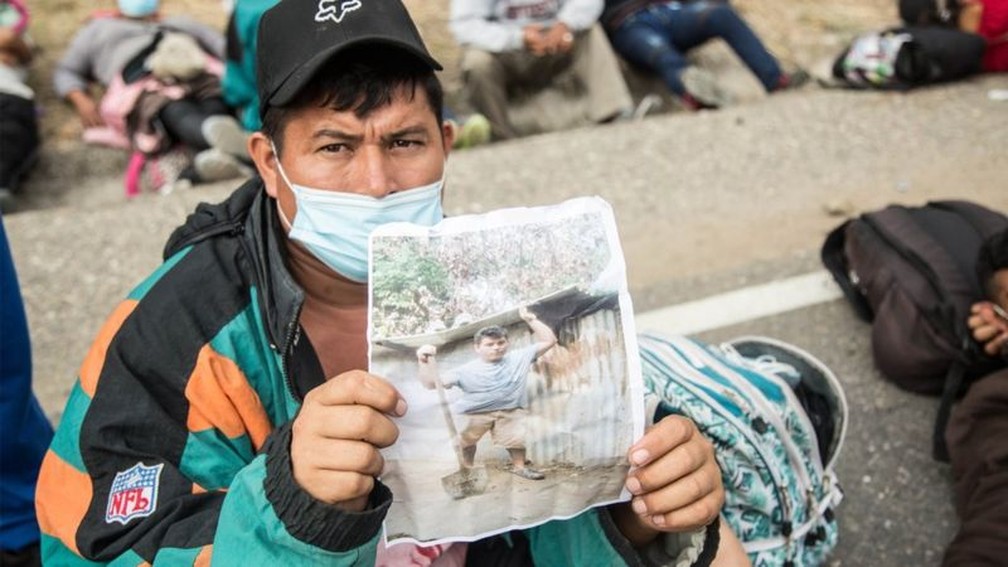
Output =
[
  {"x1": 416, "y1": 307, "x2": 556, "y2": 481},
  {"x1": 35, "y1": 0, "x2": 748, "y2": 564}
]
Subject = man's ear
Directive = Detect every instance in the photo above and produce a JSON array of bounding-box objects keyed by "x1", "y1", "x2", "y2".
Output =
[
  {"x1": 442, "y1": 119, "x2": 456, "y2": 157},
  {"x1": 249, "y1": 131, "x2": 280, "y2": 199}
]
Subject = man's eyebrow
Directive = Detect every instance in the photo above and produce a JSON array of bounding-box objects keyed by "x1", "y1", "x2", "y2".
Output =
[
  {"x1": 311, "y1": 129, "x2": 362, "y2": 142},
  {"x1": 383, "y1": 125, "x2": 430, "y2": 142}
]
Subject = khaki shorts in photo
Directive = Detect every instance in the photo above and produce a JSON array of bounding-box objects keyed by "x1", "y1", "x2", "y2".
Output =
[{"x1": 459, "y1": 408, "x2": 528, "y2": 449}]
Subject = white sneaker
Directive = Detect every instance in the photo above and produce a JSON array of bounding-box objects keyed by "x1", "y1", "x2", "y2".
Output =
[
  {"x1": 201, "y1": 115, "x2": 251, "y2": 160},
  {"x1": 193, "y1": 148, "x2": 251, "y2": 183},
  {"x1": 633, "y1": 94, "x2": 663, "y2": 120},
  {"x1": 680, "y1": 66, "x2": 730, "y2": 109}
]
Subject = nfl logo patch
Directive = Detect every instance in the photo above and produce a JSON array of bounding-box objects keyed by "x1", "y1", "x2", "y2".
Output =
[{"x1": 105, "y1": 462, "x2": 164, "y2": 525}]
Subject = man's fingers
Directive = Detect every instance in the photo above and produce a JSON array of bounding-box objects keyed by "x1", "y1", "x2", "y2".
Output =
[
  {"x1": 985, "y1": 332, "x2": 1008, "y2": 356},
  {"x1": 290, "y1": 434, "x2": 388, "y2": 506},
  {"x1": 307, "y1": 370, "x2": 406, "y2": 416},
  {"x1": 297, "y1": 404, "x2": 400, "y2": 448},
  {"x1": 973, "y1": 323, "x2": 1003, "y2": 343},
  {"x1": 294, "y1": 438, "x2": 386, "y2": 477},
  {"x1": 292, "y1": 467, "x2": 377, "y2": 506},
  {"x1": 629, "y1": 455, "x2": 721, "y2": 510},
  {"x1": 628, "y1": 432, "x2": 711, "y2": 495},
  {"x1": 640, "y1": 486, "x2": 724, "y2": 532},
  {"x1": 628, "y1": 414, "x2": 696, "y2": 468}
]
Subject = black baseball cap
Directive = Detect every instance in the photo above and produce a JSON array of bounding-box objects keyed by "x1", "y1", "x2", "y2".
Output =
[{"x1": 256, "y1": 0, "x2": 442, "y2": 115}]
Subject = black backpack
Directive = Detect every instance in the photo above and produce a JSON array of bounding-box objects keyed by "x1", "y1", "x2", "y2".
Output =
[
  {"x1": 899, "y1": 0, "x2": 957, "y2": 26},
  {"x1": 821, "y1": 201, "x2": 1008, "y2": 461},
  {"x1": 831, "y1": 25, "x2": 985, "y2": 89}
]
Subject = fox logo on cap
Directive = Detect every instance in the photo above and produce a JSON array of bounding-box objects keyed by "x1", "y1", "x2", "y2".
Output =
[{"x1": 315, "y1": 0, "x2": 362, "y2": 23}]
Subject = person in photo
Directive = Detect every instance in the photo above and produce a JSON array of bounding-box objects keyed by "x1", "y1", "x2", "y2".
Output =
[{"x1": 416, "y1": 307, "x2": 556, "y2": 481}]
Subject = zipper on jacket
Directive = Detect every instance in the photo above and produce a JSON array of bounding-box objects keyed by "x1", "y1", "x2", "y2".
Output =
[{"x1": 279, "y1": 308, "x2": 304, "y2": 403}]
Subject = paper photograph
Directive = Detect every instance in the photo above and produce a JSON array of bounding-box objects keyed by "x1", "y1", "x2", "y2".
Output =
[{"x1": 368, "y1": 197, "x2": 644, "y2": 545}]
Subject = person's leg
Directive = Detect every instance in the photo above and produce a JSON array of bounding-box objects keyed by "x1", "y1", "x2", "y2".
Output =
[
  {"x1": 673, "y1": 1, "x2": 784, "y2": 92},
  {"x1": 568, "y1": 24, "x2": 634, "y2": 123},
  {"x1": 609, "y1": 7, "x2": 692, "y2": 97},
  {"x1": 158, "y1": 98, "x2": 214, "y2": 151},
  {"x1": 459, "y1": 414, "x2": 494, "y2": 467},
  {"x1": 0, "y1": 92, "x2": 39, "y2": 195},
  {"x1": 609, "y1": 7, "x2": 726, "y2": 109},
  {"x1": 0, "y1": 218, "x2": 54, "y2": 562},
  {"x1": 460, "y1": 48, "x2": 519, "y2": 140},
  {"x1": 495, "y1": 409, "x2": 544, "y2": 480},
  {"x1": 159, "y1": 97, "x2": 251, "y2": 184},
  {"x1": 158, "y1": 97, "x2": 249, "y2": 158}
]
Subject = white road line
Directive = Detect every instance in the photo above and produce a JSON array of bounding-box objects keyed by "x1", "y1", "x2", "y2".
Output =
[{"x1": 635, "y1": 270, "x2": 844, "y2": 336}]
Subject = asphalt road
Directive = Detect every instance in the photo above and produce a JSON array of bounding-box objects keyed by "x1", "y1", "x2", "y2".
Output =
[{"x1": 6, "y1": 73, "x2": 1008, "y2": 565}]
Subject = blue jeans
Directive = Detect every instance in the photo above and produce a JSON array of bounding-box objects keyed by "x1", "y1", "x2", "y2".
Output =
[
  {"x1": 608, "y1": 1, "x2": 783, "y2": 95},
  {"x1": 0, "y1": 218, "x2": 54, "y2": 552}
]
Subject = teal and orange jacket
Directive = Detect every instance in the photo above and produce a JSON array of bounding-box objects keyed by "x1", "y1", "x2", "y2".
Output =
[{"x1": 35, "y1": 180, "x2": 713, "y2": 566}]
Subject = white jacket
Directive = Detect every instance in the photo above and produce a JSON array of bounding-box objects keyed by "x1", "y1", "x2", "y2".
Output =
[{"x1": 450, "y1": 0, "x2": 604, "y2": 52}]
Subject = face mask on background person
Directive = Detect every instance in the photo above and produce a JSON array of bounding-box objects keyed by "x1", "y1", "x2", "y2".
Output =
[
  {"x1": 118, "y1": 0, "x2": 160, "y2": 18},
  {"x1": 272, "y1": 148, "x2": 445, "y2": 282}
]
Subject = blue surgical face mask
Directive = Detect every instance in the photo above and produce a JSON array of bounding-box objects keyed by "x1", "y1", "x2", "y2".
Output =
[
  {"x1": 118, "y1": 0, "x2": 159, "y2": 17},
  {"x1": 273, "y1": 150, "x2": 445, "y2": 282}
]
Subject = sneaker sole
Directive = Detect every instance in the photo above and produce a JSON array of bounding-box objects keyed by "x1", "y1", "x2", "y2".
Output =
[
  {"x1": 201, "y1": 116, "x2": 250, "y2": 159},
  {"x1": 194, "y1": 149, "x2": 248, "y2": 182},
  {"x1": 680, "y1": 67, "x2": 730, "y2": 109}
]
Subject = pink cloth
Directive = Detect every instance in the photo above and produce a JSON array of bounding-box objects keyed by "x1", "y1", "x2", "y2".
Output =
[
  {"x1": 2, "y1": 0, "x2": 28, "y2": 34},
  {"x1": 87, "y1": 55, "x2": 225, "y2": 154},
  {"x1": 979, "y1": 0, "x2": 1008, "y2": 71},
  {"x1": 375, "y1": 540, "x2": 467, "y2": 567},
  {"x1": 123, "y1": 152, "x2": 146, "y2": 197}
]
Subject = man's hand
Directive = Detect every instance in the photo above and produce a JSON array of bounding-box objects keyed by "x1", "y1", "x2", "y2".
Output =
[
  {"x1": 518, "y1": 306, "x2": 536, "y2": 322},
  {"x1": 416, "y1": 344, "x2": 440, "y2": 389},
  {"x1": 290, "y1": 370, "x2": 407, "y2": 511},
  {"x1": 416, "y1": 344, "x2": 437, "y2": 364},
  {"x1": 968, "y1": 301, "x2": 1008, "y2": 357},
  {"x1": 541, "y1": 22, "x2": 575, "y2": 54},
  {"x1": 522, "y1": 24, "x2": 550, "y2": 56},
  {"x1": 67, "y1": 90, "x2": 104, "y2": 128},
  {"x1": 610, "y1": 415, "x2": 723, "y2": 547}
]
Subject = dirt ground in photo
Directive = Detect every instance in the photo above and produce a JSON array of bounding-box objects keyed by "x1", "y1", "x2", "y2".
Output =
[{"x1": 381, "y1": 459, "x2": 629, "y2": 543}]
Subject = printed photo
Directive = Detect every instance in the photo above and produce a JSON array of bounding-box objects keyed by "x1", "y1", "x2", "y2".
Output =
[{"x1": 368, "y1": 197, "x2": 645, "y2": 545}]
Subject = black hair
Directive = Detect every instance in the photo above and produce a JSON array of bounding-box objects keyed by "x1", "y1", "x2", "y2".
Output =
[
  {"x1": 262, "y1": 45, "x2": 444, "y2": 156},
  {"x1": 474, "y1": 326, "x2": 508, "y2": 345},
  {"x1": 976, "y1": 229, "x2": 1008, "y2": 298}
]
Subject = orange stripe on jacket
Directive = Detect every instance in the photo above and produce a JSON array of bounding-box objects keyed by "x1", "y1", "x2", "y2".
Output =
[
  {"x1": 194, "y1": 545, "x2": 213, "y2": 566},
  {"x1": 185, "y1": 345, "x2": 272, "y2": 451},
  {"x1": 78, "y1": 300, "x2": 138, "y2": 397},
  {"x1": 35, "y1": 450, "x2": 93, "y2": 557}
]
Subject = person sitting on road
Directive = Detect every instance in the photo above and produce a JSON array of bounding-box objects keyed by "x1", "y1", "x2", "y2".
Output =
[
  {"x1": 53, "y1": 0, "x2": 251, "y2": 186},
  {"x1": 901, "y1": 0, "x2": 1008, "y2": 72},
  {"x1": 600, "y1": 0, "x2": 809, "y2": 110},
  {"x1": 450, "y1": 0, "x2": 635, "y2": 140},
  {"x1": 35, "y1": 0, "x2": 749, "y2": 565},
  {"x1": 416, "y1": 309, "x2": 556, "y2": 481},
  {"x1": 0, "y1": 0, "x2": 39, "y2": 207},
  {"x1": 968, "y1": 228, "x2": 1008, "y2": 358}
]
